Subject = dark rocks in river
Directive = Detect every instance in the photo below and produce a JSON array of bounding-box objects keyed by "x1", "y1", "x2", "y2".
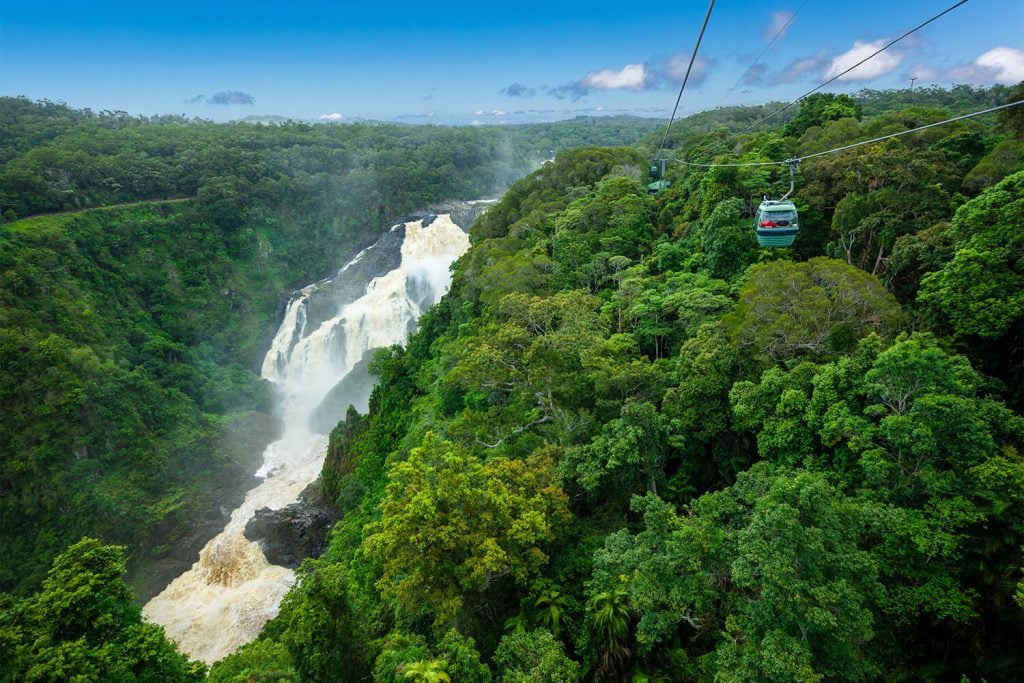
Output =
[
  {"x1": 446, "y1": 200, "x2": 495, "y2": 230},
  {"x1": 244, "y1": 480, "x2": 341, "y2": 569}
]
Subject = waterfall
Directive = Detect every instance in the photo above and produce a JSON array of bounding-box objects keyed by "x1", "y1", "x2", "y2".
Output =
[{"x1": 142, "y1": 214, "x2": 471, "y2": 664}]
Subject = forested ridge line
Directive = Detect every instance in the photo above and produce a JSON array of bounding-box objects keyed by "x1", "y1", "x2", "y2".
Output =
[{"x1": 1, "y1": 84, "x2": 1022, "y2": 681}]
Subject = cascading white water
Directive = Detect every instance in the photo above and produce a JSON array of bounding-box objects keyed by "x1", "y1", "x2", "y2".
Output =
[{"x1": 143, "y1": 214, "x2": 470, "y2": 664}]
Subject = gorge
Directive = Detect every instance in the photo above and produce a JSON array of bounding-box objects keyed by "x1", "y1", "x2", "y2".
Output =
[{"x1": 142, "y1": 211, "x2": 473, "y2": 663}]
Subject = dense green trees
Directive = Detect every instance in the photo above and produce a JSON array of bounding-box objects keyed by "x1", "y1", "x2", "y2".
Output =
[
  {"x1": 724, "y1": 257, "x2": 904, "y2": 363},
  {"x1": 594, "y1": 468, "x2": 880, "y2": 681},
  {"x1": 783, "y1": 92, "x2": 862, "y2": 138},
  {"x1": 0, "y1": 203, "x2": 279, "y2": 595},
  {"x1": 270, "y1": 86, "x2": 1020, "y2": 680},
  {"x1": 918, "y1": 170, "x2": 1024, "y2": 340},
  {"x1": 5, "y1": 85, "x2": 1023, "y2": 680},
  {"x1": 364, "y1": 433, "x2": 570, "y2": 626},
  {"x1": 0, "y1": 539, "x2": 204, "y2": 681}
]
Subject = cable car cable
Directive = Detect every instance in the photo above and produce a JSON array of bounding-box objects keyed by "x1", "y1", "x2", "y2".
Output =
[
  {"x1": 656, "y1": 0, "x2": 716, "y2": 158},
  {"x1": 671, "y1": 99, "x2": 1023, "y2": 168},
  {"x1": 694, "y1": 0, "x2": 970, "y2": 161}
]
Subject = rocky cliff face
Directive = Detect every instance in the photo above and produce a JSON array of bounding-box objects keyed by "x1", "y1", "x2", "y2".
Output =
[{"x1": 243, "y1": 479, "x2": 341, "y2": 568}]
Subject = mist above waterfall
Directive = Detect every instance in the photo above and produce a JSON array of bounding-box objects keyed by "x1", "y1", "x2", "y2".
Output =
[{"x1": 143, "y1": 213, "x2": 471, "y2": 664}]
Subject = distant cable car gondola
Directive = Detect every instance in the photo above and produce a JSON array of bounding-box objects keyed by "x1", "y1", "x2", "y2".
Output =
[
  {"x1": 755, "y1": 159, "x2": 799, "y2": 247},
  {"x1": 648, "y1": 158, "x2": 670, "y2": 194}
]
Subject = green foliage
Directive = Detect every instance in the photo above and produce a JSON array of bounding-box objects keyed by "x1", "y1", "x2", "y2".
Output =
[
  {"x1": 562, "y1": 398, "x2": 669, "y2": 500},
  {"x1": 206, "y1": 640, "x2": 298, "y2": 683},
  {"x1": 0, "y1": 538, "x2": 204, "y2": 682},
  {"x1": 783, "y1": 93, "x2": 862, "y2": 138},
  {"x1": 472, "y1": 147, "x2": 647, "y2": 242},
  {"x1": 493, "y1": 629, "x2": 581, "y2": 682},
  {"x1": 363, "y1": 433, "x2": 571, "y2": 626},
  {"x1": 447, "y1": 289, "x2": 607, "y2": 448},
  {"x1": 433, "y1": 630, "x2": 492, "y2": 683},
  {"x1": 918, "y1": 170, "x2": 1024, "y2": 340},
  {"x1": 370, "y1": 629, "x2": 490, "y2": 683},
  {"x1": 724, "y1": 257, "x2": 904, "y2": 364},
  {"x1": 729, "y1": 334, "x2": 1024, "y2": 674},
  {"x1": 306, "y1": 93, "x2": 1021, "y2": 679},
  {"x1": 373, "y1": 632, "x2": 433, "y2": 683},
  {"x1": 594, "y1": 467, "x2": 880, "y2": 682},
  {"x1": 402, "y1": 659, "x2": 451, "y2": 683},
  {"x1": 0, "y1": 203, "x2": 278, "y2": 595},
  {"x1": 271, "y1": 559, "x2": 367, "y2": 682},
  {"x1": 0, "y1": 101, "x2": 661, "y2": 596},
  {"x1": 695, "y1": 198, "x2": 758, "y2": 280}
]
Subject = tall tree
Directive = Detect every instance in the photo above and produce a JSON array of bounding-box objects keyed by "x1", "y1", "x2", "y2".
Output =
[{"x1": 363, "y1": 433, "x2": 571, "y2": 626}]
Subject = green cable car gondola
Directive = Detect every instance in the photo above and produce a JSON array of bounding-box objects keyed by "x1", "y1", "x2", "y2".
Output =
[
  {"x1": 754, "y1": 199, "x2": 799, "y2": 247},
  {"x1": 647, "y1": 178, "x2": 671, "y2": 193},
  {"x1": 755, "y1": 159, "x2": 800, "y2": 247}
]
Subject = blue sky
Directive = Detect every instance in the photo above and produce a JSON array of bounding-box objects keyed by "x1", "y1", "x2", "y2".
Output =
[{"x1": 1, "y1": 0, "x2": 1021, "y2": 124}]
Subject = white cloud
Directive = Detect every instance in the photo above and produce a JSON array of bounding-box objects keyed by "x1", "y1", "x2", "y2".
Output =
[
  {"x1": 470, "y1": 120, "x2": 484, "y2": 126},
  {"x1": 491, "y1": 109, "x2": 507, "y2": 116},
  {"x1": 474, "y1": 109, "x2": 484, "y2": 115},
  {"x1": 824, "y1": 39, "x2": 905, "y2": 81},
  {"x1": 975, "y1": 46, "x2": 1024, "y2": 83},
  {"x1": 907, "y1": 47, "x2": 1024, "y2": 86},
  {"x1": 764, "y1": 11, "x2": 794, "y2": 41},
  {"x1": 580, "y1": 63, "x2": 650, "y2": 91},
  {"x1": 949, "y1": 46, "x2": 1024, "y2": 85},
  {"x1": 318, "y1": 112, "x2": 344, "y2": 121}
]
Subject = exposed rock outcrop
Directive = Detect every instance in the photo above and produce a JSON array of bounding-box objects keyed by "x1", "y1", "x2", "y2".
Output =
[{"x1": 243, "y1": 480, "x2": 340, "y2": 568}]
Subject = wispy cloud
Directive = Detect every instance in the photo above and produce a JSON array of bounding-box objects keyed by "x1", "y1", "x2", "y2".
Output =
[
  {"x1": 824, "y1": 39, "x2": 906, "y2": 81},
  {"x1": 209, "y1": 91, "x2": 256, "y2": 105},
  {"x1": 763, "y1": 10, "x2": 795, "y2": 41},
  {"x1": 770, "y1": 51, "x2": 827, "y2": 84},
  {"x1": 395, "y1": 111, "x2": 436, "y2": 119},
  {"x1": 549, "y1": 63, "x2": 652, "y2": 100},
  {"x1": 547, "y1": 83, "x2": 588, "y2": 101},
  {"x1": 187, "y1": 91, "x2": 256, "y2": 105},
  {"x1": 661, "y1": 53, "x2": 712, "y2": 86},
  {"x1": 319, "y1": 112, "x2": 344, "y2": 121},
  {"x1": 742, "y1": 63, "x2": 769, "y2": 86},
  {"x1": 501, "y1": 82, "x2": 536, "y2": 97}
]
